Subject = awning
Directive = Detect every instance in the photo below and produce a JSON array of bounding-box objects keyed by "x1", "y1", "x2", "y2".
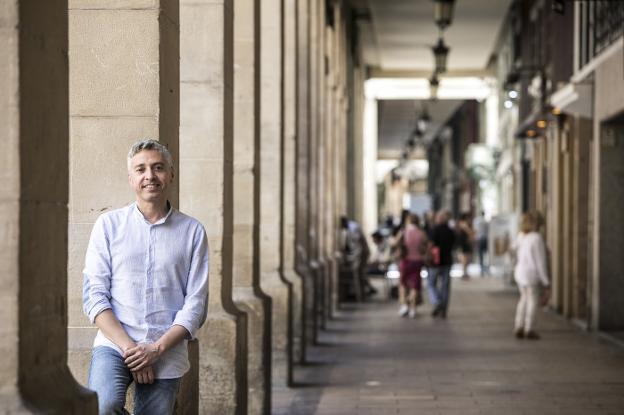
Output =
[{"x1": 550, "y1": 82, "x2": 593, "y2": 118}]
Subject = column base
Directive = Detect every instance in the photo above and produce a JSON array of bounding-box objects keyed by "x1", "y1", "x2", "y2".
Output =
[
  {"x1": 233, "y1": 287, "x2": 271, "y2": 415},
  {"x1": 198, "y1": 310, "x2": 248, "y2": 415},
  {"x1": 262, "y1": 272, "x2": 293, "y2": 388},
  {"x1": 282, "y1": 268, "x2": 304, "y2": 367}
]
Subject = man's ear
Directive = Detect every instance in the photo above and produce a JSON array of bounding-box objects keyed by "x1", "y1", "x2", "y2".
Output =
[{"x1": 170, "y1": 167, "x2": 175, "y2": 180}]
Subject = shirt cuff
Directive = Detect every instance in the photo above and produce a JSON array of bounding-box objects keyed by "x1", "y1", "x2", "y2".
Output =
[
  {"x1": 87, "y1": 300, "x2": 112, "y2": 324},
  {"x1": 171, "y1": 315, "x2": 196, "y2": 340}
]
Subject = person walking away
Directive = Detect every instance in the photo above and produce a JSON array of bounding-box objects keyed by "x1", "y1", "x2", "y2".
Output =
[
  {"x1": 513, "y1": 212, "x2": 550, "y2": 340},
  {"x1": 397, "y1": 214, "x2": 428, "y2": 318},
  {"x1": 423, "y1": 210, "x2": 435, "y2": 239},
  {"x1": 473, "y1": 211, "x2": 489, "y2": 275},
  {"x1": 427, "y1": 210, "x2": 455, "y2": 318},
  {"x1": 83, "y1": 139, "x2": 209, "y2": 415},
  {"x1": 456, "y1": 213, "x2": 474, "y2": 279}
]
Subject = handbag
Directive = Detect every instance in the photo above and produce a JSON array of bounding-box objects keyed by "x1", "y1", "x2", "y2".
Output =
[{"x1": 425, "y1": 245, "x2": 440, "y2": 266}]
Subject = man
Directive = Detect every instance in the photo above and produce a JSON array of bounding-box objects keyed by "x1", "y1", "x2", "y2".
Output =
[
  {"x1": 427, "y1": 210, "x2": 455, "y2": 318},
  {"x1": 83, "y1": 139, "x2": 209, "y2": 414},
  {"x1": 339, "y1": 216, "x2": 375, "y2": 299}
]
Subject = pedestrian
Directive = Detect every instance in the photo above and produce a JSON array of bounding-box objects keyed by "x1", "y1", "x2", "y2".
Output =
[
  {"x1": 423, "y1": 210, "x2": 435, "y2": 238},
  {"x1": 368, "y1": 231, "x2": 391, "y2": 276},
  {"x1": 340, "y1": 216, "x2": 375, "y2": 299},
  {"x1": 456, "y1": 213, "x2": 474, "y2": 279},
  {"x1": 513, "y1": 212, "x2": 550, "y2": 340},
  {"x1": 397, "y1": 213, "x2": 428, "y2": 318},
  {"x1": 83, "y1": 139, "x2": 210, "y2": 415},
  {"x1": 473, "y1": 211, "x2": 489, "y2": 275},
  {"x1": 427, "y1": 210, "x2": 456, "y2": 318}
]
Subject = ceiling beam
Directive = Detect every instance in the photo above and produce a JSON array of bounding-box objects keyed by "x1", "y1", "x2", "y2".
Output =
[{"x1": 368, "y1": 67, "x2": 495, "y2": 79}]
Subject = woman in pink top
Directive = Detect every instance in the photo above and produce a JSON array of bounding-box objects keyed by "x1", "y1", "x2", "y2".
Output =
[{"x1": 398, "y1": 213, "x2": 428, "y2": 318}]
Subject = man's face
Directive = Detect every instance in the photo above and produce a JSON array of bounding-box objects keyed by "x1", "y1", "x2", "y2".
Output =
[{"x1": 128, "y1": 149, "x2": 173, "y2": 204}]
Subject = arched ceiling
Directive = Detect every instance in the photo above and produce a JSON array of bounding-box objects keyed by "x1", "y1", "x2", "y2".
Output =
[
  {"x1": 351, "y1": 0, "x2": 510, "y2": 158},
  {"x1": 354, "y1": 0, "x2": 512, "y2": 73},
  {"x1": 377, "y1": 99, "x2": 465, "y2": 159}
]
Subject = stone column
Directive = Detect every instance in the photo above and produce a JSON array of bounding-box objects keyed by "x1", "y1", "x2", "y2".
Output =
[
  {"x1": 295, "y1": 0, "x2": 312, "y2": 363},
  {"x1": 315, "y1": 0, "x2": 330, "y2": 330},
  {"x1": 307, "y1": 0, "x2": 321, "y2": 346},
  {"x1": 258, "y1": 0, "x2": 293, "y2": 390},
  {"x1": 571, "y1": 117, "x2": 591, "y2": 320},
  {"x1": 324, "y1": 24, "x2": 337, "y2": 320},
  {"x1": 179, "y1": 1, "x2": 248, "y2": 413},
  {"x1": 330, "y1": 3, "x2": 350, "y2": 312},
  {"x1": 561, "y1": 122, "x2": 574, "y2": 317},
  {"x1": 231, "y1": 0, "x2": 272, "y2": 413},
  {"x1": 329, "y1": 3, "x2": 343, "y2": 313},
  {"x1": 548, "y1": 128, "x2": 564, "y2": 312},
  {"x1": 0, "y1": 1, "x2": 97, "y2": 412},
  {"x1": 281, "y1": 0, "x2": 304, "y2": 369},
  {"x1": 67, "y1": 0, "x2": 180, "y2": 384}
]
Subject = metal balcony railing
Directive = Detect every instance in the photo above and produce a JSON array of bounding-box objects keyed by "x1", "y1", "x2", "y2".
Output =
[{"x1": 578, "y1": 1, "x2": 624, "y2": 70}]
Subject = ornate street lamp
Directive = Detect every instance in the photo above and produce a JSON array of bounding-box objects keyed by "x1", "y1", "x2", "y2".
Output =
[
  {"x1": 432, "y1": 37, "x2": 449, "y2": 74},
  {"x1": 417, "y1": 107, "x2": 431, "y2": 134},
  {"x1": 433, "y1": 0, "x2": 456, "y2": 30},
  {"x1": 429, "y1": 74, "x2": 440, "y2": 99}
]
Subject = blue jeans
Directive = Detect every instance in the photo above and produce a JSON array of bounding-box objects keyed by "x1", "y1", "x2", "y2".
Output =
[
  {"x1": 427, "y1": 265, "x2": 451, "y2": 312},
  {"x1": 88, "y1": 346, "x2": 181, "y2": 415}
]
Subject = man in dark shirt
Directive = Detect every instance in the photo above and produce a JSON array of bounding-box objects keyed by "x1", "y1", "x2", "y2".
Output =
[{"x1": 427, "y1": 210, "x2": 455, "y2": 318}]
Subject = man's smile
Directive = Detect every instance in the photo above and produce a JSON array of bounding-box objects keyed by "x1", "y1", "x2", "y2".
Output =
[{"x1": 142, "y1": 183, "x2": 161, "y2": 190}]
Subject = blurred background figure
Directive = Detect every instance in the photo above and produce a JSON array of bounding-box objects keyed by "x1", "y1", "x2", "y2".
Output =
[
  {"x1": 339, "y1": 216, "x2": 375, "y2": 301},
  {"x1": 513, "y1": 212, "x2": 550, "y2": 340},
  {"x1": 368, "y1": 231, "x2": 391, "y2": 276},
  {"x1": 397, "y1": 213, "x2": 428, "y2": 318},
  {"x1": 473, "y1": 211, "x2": 489, "y2": 276},
  {"x1": 456, "y1": 212, "x2": 474, "y2": 280},
  {"x1": 423, "y1": 210, "x2": 435, "y2": 239},
  {"x1": 428, "y1": 210, "x2": 455, "y2": 318}
]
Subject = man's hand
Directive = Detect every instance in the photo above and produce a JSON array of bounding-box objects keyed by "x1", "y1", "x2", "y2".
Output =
[
  {"x1": 124, "y1": 343, "x2": 161, "y2": 371},
  {"x1": 132, "y1": 365, "x2": 155, "y2": 384}
]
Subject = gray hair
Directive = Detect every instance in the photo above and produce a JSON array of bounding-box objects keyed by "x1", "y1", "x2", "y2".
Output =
[{"x1": 127, "y1": 139, "x2": 174, "y2": 170}]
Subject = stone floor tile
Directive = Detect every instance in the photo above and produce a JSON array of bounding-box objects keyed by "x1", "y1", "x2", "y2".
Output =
[{"x1": 273, "y1": 277, "x2": 624, "y2": 414}]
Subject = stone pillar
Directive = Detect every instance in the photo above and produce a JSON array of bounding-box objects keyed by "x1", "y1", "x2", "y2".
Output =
[
  {"x1": 67, "y1": 0, "x2": 180, "y2": 379},
  {"x1": 561, "y1": 121, "x2": 574, "y2": 317},
  {"x1": 324, "y1": 24, "x2": 337, "y2": 320},
  {"x1": 295, "y1": 0, "x2": 312, "y2": 363},
  {"x1": 307, "y1": 0, "x2": 321, "y2": 346},
  {"x1": 314, "y1": 0, "x2": 330, "y2": 330},
  {"x1": 179, "y1": 1, "x2": 248, "y2": 413},
  {"x1": 329, "y1": 4, "x2": 343, "y2": 314},
  {"x1": 231, "y1": 0, "x2": 272, "y2": 413},
  {"x1": 0, "y1": 1, "x2": 97, "y2": 412},
  {"x1": 330, "y1": 3, "x2": 350, "y2": 312},
  {"x1": 258, "y1": 0, "x2": 293, "y2": 390},
  {"x1": 548, "y1": 128, "x2": 564, "y2": 312},
  {"x1": 592, "y1": 46, "x2": 624, "y2": 331},
  {"x1": 281, "y1": 0, "x2": 304, "y2": 369},
  {"x1": 571, "y1": 117, "x2": 591, "y2": 321}
]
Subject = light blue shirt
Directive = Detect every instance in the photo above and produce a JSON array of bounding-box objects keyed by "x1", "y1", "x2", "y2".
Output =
[{"x1": 83, "y1": 203, "x2": 209, "y2": 379}]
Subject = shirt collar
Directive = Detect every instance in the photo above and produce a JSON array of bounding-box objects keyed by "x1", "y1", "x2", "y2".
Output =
[{"x1": 132, "y1": 201, "x2": 174, "y2": 225}]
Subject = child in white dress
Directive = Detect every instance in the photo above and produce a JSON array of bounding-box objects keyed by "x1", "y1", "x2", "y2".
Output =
[{"x1": 513, "y1": 212, "x2": 550, "y2": 339}]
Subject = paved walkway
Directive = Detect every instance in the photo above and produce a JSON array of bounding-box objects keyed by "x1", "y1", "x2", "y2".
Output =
[{"x1": 273, "y1": 277, "x2": 624, "y2": 414}]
